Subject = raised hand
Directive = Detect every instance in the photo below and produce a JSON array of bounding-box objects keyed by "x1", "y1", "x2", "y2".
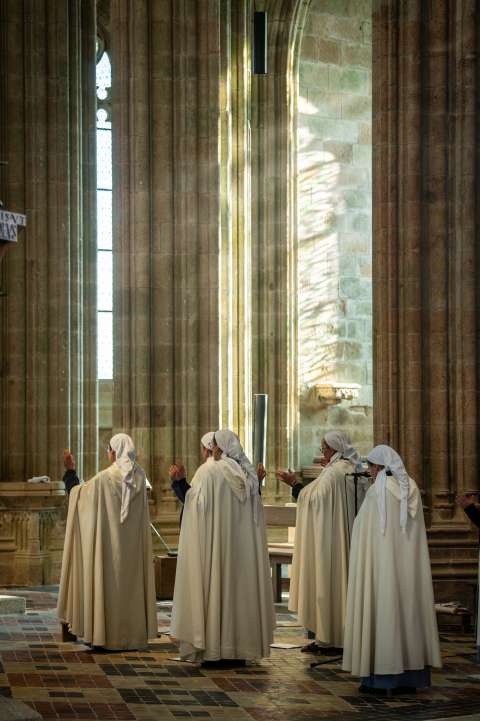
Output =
[
  {"x1": 64, "y1": 450, "x2": 76, "y2": 470},
  {"x1": 257, "y1": 463, "x2": 266, "y2": 482},
  {"x1": 169, "y1": 462, "x2": 186, "y2": 481},
  {"x1": 275, "y1": 468, "x2": 297, "y2": 487}
]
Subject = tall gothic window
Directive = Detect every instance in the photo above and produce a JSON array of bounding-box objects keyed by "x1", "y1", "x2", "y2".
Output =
[
  {"x1": 295, "y1": 3, "x2": 373, "y2": 466},
  {"x1": 96, "y1": 42, "x2": 113, "y2": 380}
]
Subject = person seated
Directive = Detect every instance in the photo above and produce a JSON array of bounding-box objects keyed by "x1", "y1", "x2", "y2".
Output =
[{"x1": 57, "y1": 434, "x2": 158, "y2": 651}]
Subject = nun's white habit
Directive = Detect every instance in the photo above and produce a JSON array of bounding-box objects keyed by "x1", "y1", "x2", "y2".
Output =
[
  {"x1": 171, "y1": 443, "x2": 275, "y2": 662},
  {"x1": 342, "y1": 445, "x2": 442, "y2": 688},
  {"x1": 57, "y1": 434, "x2": 158, "y2": 650},
  {"x1": 288, "y1": 430, "x2": 365, "y2": 648}
]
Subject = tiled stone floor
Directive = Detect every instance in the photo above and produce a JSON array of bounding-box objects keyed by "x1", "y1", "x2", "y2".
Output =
[{"x1": 1, "y1": 587, "x2": 480, "y2": 721}]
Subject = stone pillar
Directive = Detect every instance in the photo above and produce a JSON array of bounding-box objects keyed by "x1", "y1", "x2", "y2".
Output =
[
  {"x1": 373, "y1": 0, "x2": 479, "y2": 585},
  {"x1": 251, "y1": 0, "x2": 310, "y2": 502},
  {"x1": 0, "y1": 0, "x2": 97, "y2": 585},
  {"x1": 112, "y1": 0, "x2": 221, "y2": 518},
  {"x1": 0, "y1": 0, "x2": 98, "y2": 484},
  {"x1": 218, "y1": 0, "x2": 253, "y2": 445}
]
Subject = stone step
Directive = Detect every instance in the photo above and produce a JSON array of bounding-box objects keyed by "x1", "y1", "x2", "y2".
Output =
[{"x1": 0, "y1": 595, "x2": 26, "y2": 614}]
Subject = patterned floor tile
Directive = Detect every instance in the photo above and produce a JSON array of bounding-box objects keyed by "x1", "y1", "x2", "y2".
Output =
[{"x1": 1, "y1": 588, "x2": 480, "y2": 721}]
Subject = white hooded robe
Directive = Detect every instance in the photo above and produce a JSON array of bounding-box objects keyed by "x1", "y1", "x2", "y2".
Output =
[
  {"x1": 342, "y1": 476, "x2": 442, "y2": 677},
  {"x1": 288, "y1": 458, "x2": 364, "y2": 647},
  {"x1": 171, "y1": 456, "x2": 275, "y2": 661},
  {"x1": 57, "y1": 464, "x2": 158, "y2": 650}
]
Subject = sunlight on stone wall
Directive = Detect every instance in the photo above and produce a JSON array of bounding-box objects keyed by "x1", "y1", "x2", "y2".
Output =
[{"x1": 297, "y1": 0, "x2": 372, "y2": 466}]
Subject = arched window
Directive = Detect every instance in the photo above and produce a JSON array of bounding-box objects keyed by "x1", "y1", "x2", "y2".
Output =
[
  {"x1": 96, "y1": 42, "x2": 113, "y2": 380},
  {"x1": 295, "y1": 2, "x2": 373, "y2": 465}
]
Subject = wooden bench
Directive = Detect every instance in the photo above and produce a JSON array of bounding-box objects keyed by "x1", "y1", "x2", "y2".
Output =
[{"x1": 263, "y1": 505, "x2": 296, "y2": 602}]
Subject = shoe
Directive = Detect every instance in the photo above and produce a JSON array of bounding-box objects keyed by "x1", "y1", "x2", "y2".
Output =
[
  {"x1": 61, "y1": 623, "x2": 77, "y2": 643},
  {"x1": 359, "y1": 685, "x2": 386, "y2": 695},
  {"x1": 301, "y1": 642, "x2": 321, "y2": 653},
  {"x1": 319, "y1": 646, "x2": 343, "y2": 656},
  {"x1": 201, "y1": 659, "x2": 246, "y2": 669}
]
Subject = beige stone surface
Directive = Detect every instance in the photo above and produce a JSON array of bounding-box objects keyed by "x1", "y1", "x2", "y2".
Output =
[
  {"x1": 372, "y1": 0, "x2": 479, "y2": 577},
  {"x1": 0, "y1": 0, "x2": 478, "y2": 590},
  {"x1": 0, "y1": 483, "x2": 66, "y2": 585},
  {"x1": 111, "y1": 0, "x2": 221, "y2": 520},
  {"x1": 296, "y1": 0, "x2": 373, "y2": 465},
  {"x1": 0, "y1": 595, "x2": 26, "y2": 614},
  {"x1": 0, "y1": 0, "x2": 97, "y2": 486}
]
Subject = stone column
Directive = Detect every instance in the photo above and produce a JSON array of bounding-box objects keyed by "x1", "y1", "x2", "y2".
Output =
[
  {"x1": 251, "y1": 0, "x2": 309, "y2": 502},
  {"x1": 112, "y1": 0, "x2": 221, "y2": 520},
  {"x1": 373, "y1": 0, "x2": 479, "y2": 585},
  {"x1": 0, "y1": 0, "x2": 98, "y2": 484},
  {"x1": 218, "y1": 0, "x2": 253, "y2": 444},
  {"x1": 0, "y1": 0, "x2": 97, "y2": 585}
]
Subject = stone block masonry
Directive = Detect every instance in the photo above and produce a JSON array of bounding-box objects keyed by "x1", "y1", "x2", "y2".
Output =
[{"x1": 297, "y1": 0, "x2": 372, "y2": 466}]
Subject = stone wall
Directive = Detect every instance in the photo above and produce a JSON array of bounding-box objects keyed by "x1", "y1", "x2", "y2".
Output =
[
  {"x1": 297, "y1": 0, "x2": 373, "y2": 466},
  {"x1": 0, "y1": 0, "x2": 98, "y2": 483}
]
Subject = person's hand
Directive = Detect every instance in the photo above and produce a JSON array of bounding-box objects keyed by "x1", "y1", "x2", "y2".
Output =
[
  {"x1": 257, "y1": 463, "x2": 266, "y2": 482},
  {"x1": 275, "y1": 468, "x2": 297, "y2": 487},
  {"x1": 169, "y1": 462, "x2": 186, "y2": 481},
  {"x1": 456, "y1": 493, "x2": 476, "y2": 509},
  {"x1": 64, "y1": 450, "x2": 76, "y2": 471}
]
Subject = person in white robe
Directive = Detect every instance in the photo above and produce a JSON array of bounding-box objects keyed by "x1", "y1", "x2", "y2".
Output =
[
  {"x1": 169, "y1": 432, "x2": 216, "y2": 514},
  {"x1": 169, "y1": 431, "x2": 266, "y2": 515},
  {"x1": 342, "y1": 444, "x2": 442, "y2": 691},
  {"x1": 276, "y1": 430, "x2": 365, "y2": 653},
  {"x1": 57, "y1": 434, "x2": 158, "y2": 650},
  {"x1": 171, "y1": 430, "x2": 275, "y2": 663}
]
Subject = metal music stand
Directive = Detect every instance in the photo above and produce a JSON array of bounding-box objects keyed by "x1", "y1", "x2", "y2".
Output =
[
  {"x1": 343, "y1": 470, "x2": 371, "y2": 543},
  {"x1": 150, "y1": 523, "x2": 177, "y2": 557}
]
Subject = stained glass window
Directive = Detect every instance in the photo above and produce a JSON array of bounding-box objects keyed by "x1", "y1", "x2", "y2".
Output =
[{"x1": 96, "y1": 47, "x2": 113, "y2": 380}]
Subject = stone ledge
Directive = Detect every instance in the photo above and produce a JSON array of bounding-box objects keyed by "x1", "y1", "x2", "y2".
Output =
[
  {"x1": 0, "y1": 595, "x2": 26, "y2": 614},
  {"x1": 0, "y1": 481, "x2": 65, "y2": 496},
  {"x1": 0, "y1": 482, "x2": 66, "y2": 511}
]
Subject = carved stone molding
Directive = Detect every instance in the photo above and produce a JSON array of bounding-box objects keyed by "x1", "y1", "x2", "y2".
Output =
[
  {"x1": 309, "y1": 383, "x2": 361, "y2": 410},
  {"x1": 0, "y1": 482, "x2": 66, "y2": 585}
]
